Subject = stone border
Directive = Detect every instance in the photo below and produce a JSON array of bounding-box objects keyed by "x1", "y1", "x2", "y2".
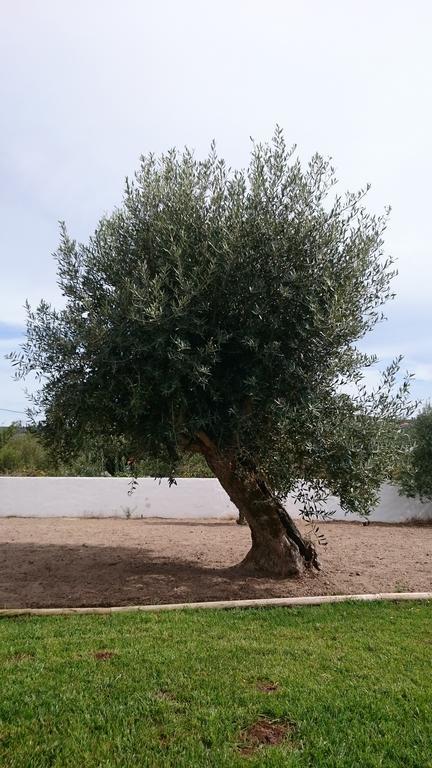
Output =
[{"x1": 1, "y1": 592, "x2": 431, "y2": 617}]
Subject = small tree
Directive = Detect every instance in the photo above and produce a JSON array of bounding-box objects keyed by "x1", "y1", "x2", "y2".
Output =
[
  {"x1": 397, "y1": 405, "x2": 432, "y2": 500},
  {"x1": 11, "y1": 129, "x2": 412, "y2": 576}
]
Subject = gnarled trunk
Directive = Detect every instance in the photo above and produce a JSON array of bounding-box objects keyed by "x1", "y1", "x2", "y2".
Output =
[{"x1": 195, "y1": 433, "x2": 319, "y2": 577}]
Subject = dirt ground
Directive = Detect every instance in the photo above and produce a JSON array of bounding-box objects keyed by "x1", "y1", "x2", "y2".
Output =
[{"x1": 0, "y1": 517, "x2": 431, "y2": 608}]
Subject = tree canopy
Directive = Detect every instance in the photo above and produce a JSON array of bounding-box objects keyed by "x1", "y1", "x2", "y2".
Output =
[{"x1": 11, "y1": 128, "x2": 413, "y2": 574}]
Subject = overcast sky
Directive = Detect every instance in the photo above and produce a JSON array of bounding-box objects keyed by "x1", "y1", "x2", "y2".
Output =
[{"x1": 1, "y1": 0, "x2": 431, "y2": 423}]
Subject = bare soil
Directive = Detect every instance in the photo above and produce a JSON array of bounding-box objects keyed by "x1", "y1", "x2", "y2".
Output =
[
  {"x1": 238, "y1": 718, "x2": 295, "y2": 755},
  {"x1": 0, "y1": 517, "x2": 431, "y2": 608}
]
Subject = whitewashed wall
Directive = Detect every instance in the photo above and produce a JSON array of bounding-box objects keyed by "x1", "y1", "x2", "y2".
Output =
[{"x1": 0, "y1": 477, "x2": 431, "y2": 522}]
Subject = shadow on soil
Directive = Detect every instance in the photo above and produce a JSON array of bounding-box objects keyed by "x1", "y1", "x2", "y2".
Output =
[{"x1": 0, "y1": 543, "x2": 315, "y2": 609}]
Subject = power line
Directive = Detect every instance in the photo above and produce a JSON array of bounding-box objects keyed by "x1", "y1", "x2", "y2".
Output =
[{"x1": 0, "y1": 407, "x2": 27, "y2": 414}]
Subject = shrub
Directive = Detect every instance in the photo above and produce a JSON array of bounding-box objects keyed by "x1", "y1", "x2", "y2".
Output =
[{"x1": 397, "y1": 404, "x2": 432, "y2": 500}]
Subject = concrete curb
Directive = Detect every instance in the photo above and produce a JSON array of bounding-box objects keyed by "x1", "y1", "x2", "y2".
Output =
[{"x1": 0, "y1": 592, "x2": 431, "y2": 617}]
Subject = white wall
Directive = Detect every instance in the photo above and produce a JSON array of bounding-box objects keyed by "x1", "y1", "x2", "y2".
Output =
[
  {"x1": 0, "y1": 477, "x2": 431, "y2": 522},
  {"x1": 0, "y1": 477, "x2": 235, "y2": 519}
]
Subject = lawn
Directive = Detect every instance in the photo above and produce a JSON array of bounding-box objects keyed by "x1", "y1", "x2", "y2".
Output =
[{"x1": 0, "y1": 602, "x2": 431, "y2": 767}]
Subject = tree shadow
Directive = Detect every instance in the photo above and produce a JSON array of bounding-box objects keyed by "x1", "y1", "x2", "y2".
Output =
[{"x1": 0, "y1": 542, "x2": 308, "y2": 609}]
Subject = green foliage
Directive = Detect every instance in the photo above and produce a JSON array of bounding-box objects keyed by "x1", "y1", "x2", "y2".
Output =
[
  {"x1": 61, "y1": 450, "x2": 212, "y2": 478},
  {"x1": 0, "y1": 424, "x2": 17, "y2": 448},
  {"x1": 0, "y1": 424, "x2": 52, "y2": 475},
  {"x1": 10, "y1": 128, "x2": 413, "y2": 515},
  {"x1": 0, "y1": 425, "x2": 212, "y2": 477},
  {"x1": 0, "y1": 603, "x2": 431, "y2": 766},
  {"x1": 134, "y1": 451, "x2": 212, "y2": 478},
  {"x1": 397, "y1": 404, "x2": 432, "y2": 500},
  {"x1": 58, "y1": 442, "x2": 212, "y2": 477},
  {"x1": 57, "y1": 434, "x2": 130, "y2": 477}
]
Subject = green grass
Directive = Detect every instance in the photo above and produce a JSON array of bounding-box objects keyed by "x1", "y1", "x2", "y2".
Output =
[{"x1": 0, "y1": 602, "x2": 431, "y2": 767}]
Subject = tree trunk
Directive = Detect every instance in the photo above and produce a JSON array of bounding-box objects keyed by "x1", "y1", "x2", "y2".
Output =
[{"x1": 195, "y1": 433, "x2": 319, "y2": 577}]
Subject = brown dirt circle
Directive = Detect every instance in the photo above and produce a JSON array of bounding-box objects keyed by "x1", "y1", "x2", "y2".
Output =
[
  {"x1": 0, "y1": 517, "x2": 431, "y2": 609},
  {"x1": 238, "y1": 718, "x2": 296, "y2": 755}
]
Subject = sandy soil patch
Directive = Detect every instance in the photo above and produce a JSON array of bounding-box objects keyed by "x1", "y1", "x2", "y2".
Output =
[{"x1": 0, "y1": 517, "x2": 431, "y2": 608}]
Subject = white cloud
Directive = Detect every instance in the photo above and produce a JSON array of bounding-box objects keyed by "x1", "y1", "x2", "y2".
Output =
[{"x1": 413, "y1": 364, "x2": 432, "y2": 383}]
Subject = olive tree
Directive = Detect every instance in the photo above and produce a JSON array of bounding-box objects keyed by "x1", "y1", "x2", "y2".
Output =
[{"x1": 11, "y1": 129, "x2": 412, "y2": 576}]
